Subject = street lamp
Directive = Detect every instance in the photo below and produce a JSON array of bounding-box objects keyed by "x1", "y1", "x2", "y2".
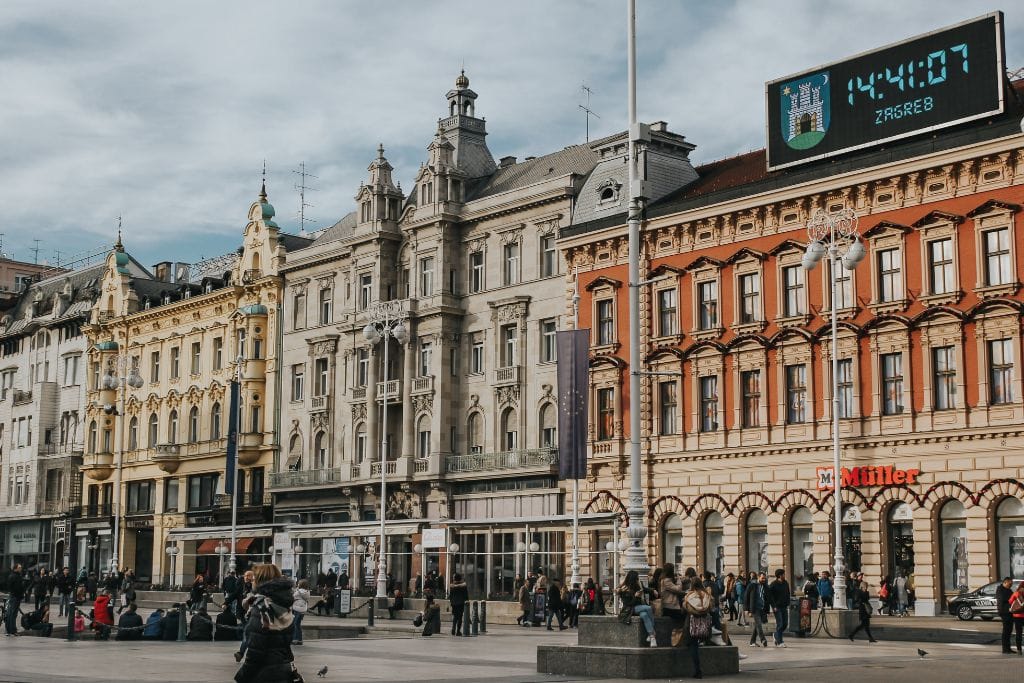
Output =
[
  {"x1": 101, "y1": 354, "x2": 144, "y2": 603},
  {"x1": 293, "y1": 544, "x2": 304, "y2": 579},
  {"x1": 363, "y1": 307, "x2": 409, "y2": 600},
  {"x1": 165, "y1": 545, "x2": 180, "y2": 589},
  {"x1": 802, "y1": 206, "x2": 864, "y2": 610},
  {"x1": 216, "y1": 543, "x2": 229, "y2": 584}
]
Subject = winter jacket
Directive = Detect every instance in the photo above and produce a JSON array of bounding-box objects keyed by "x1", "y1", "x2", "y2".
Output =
[
  {"x1": 660, "y1": 577, "x2": 685, "y2": 611},
  {"x1": 816, "y1": 577, "x2": 834, "y2": 599},
  {"x1": 92, "y1": 595, "x2": 113, "y2": 626},
  {"x1": 160, "y1": 610, "x2": 182, "y2": 641},
  {"x1": 744, "y1": 581, "x2": 768, "y2": 615},
  {"x1": 292, "y1": 588, "x2": 310, "y2": 614},
  {"x1": 767, "y1": 579, "x2": 791, "y2": 611},
  {"x1": 7, "y1": 571, "x2": 26, "y2": 599},
  {"x1": 115, "y1": 612, "x2": 143, "y2": 640},
  {"x1": 235, "y1": 578, "x2": 296, "y2": 683},
  {"x1": 142, "y1": 611, "x2": 163, "y2": 638},
  {"x1": 449, "y1": 581, "x2": 469, "y2": 608},
  {"x1": 215, "y1": 609, "x2": 239, "y2": 641},
  {"x1": 187, "y1": 612, "x2": 214, "y2": 641}
]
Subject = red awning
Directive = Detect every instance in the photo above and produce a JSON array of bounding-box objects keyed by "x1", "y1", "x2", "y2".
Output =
[{"x1": 196, "y1": 537, "x2": 255, "y2": 554}]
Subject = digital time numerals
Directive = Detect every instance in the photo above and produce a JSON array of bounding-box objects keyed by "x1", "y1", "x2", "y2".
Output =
[{"x1": 847, "y1": 43, "x2": 969, "y2": 105}]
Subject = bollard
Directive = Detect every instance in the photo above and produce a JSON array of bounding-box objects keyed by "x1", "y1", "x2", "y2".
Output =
[
  {"x1": 462, "y1": 601, "x2": 471, "y2": 636},
  {"x1": 177, "y1": 607, "x2": 187, "y2": 642},
  {"x1": 367, "y1": 599, "x2": 375, "y2": 627},
  {"x1": 471, "y1": 601, "x2": 479, "y2": 636},
  {"x1": 480, "y1": 601, "x2": 486, "y2": 633},
  {"x1": 66, "y1": 600, "x2": 76, "y2": 641}
]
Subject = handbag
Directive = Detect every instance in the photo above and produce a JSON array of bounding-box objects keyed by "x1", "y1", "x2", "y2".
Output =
[
  {"x1": 412, "y1": 614, "x2": 423, "y2": 627},
  {"x1": 651, "y1": 598, "x2": 663, "y2": 617},
  {"x1": 688, "y1": 613, "x2": 711, "y2": 641}
]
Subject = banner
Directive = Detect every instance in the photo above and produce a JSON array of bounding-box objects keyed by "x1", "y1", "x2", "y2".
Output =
[
  {"x1": 556, "y1": 329, "x2": 589, "y2": 480},
  {"x1": 225, "y1": 379, "x2": 240, "y2": 494}
]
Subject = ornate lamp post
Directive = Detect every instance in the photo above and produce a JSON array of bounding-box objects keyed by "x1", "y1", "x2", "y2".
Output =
[
  {"x1": 802, "y1": 206, "x2": 865, "y2": 610},
  {"x1": 293, "y1": 544, "x2": 304, "y2": 579},
  {"x1": 363, "y1": 304, "x2": 409, "y2": 600},
  {"x1": 165, "y1": 545, "x2": 180, "y2": 589}
]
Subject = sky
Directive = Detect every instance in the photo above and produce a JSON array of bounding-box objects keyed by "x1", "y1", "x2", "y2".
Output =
[{"x1": 1, "y1": 1, "x2": 1022, "y2": 270}]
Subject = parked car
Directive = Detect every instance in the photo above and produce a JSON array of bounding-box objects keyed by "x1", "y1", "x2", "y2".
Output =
[{"x1": 948, "y1": 580, "x2": 1023, "y2": 621}]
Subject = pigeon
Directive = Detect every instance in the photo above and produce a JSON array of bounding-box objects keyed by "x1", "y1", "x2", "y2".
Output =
[
  {"x1": 917, "y1": 649, "x2": 928, "y2": 659},
  {"x1": 317, "y1": 666, "x2": 328, "y2": 678}
]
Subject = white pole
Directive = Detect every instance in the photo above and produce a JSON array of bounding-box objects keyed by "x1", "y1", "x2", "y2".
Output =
[
  {"x1": 110, "y1": 365, "x2": 125, "y2": 595},
  {"x1": 830, "y1": 228, "x2": 848, "y2": 609},
  {"x1": 229, "y1": 356, "x2": 242, "y2": 574},
  {"x1": 570, "y1": 266, "x2": 581, "y2": 588},
  {"x1": 623, "y1": 0, "x2": 649, "y2": 583},
  {"x1": 376, "y1": 328, "x2": 389, "y2": 600}
]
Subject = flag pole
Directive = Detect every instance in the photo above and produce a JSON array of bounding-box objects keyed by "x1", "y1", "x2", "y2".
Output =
[{"x1": 569, "y1": 267, "x2": 581, "y2": 589}]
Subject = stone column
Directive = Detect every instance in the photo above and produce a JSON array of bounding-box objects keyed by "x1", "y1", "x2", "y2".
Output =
[
  {"x1": 766, "y1": 513, "x2": 785, "y2": 576},
  {"x1": 911, "y1": 512, "x2": 938, "y2": 616},
  {"x1": 811, "y1": 509, "x2": 831, "y2": 580},
  {"x1": 682, "y1": 516, "x2": 699, "y2": 571},
  {"x1": 401, "y1": 334, "x2": 416, "y2": 460},
  {"x1": 364, "y1": 346, "x2": 379, "y2": 479},
  {"x1": 859, "y1": 511, "x2": 883, "y2": 600},
  {"x1": 964, "y1": 503, "x2": 990, "y2": 601},
  {"x1": 722, "y1": 515, "x2": 741, "y2": 576}
]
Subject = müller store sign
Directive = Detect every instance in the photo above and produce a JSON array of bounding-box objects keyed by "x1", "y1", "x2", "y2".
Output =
[{"x1": 817, "y1": 465, "x2": 921, "y2": 490}]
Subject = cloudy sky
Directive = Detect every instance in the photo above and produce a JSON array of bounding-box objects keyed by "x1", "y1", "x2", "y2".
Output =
[{"x1": 1, "y1": 1, "x2": 1021, "y2": 269}]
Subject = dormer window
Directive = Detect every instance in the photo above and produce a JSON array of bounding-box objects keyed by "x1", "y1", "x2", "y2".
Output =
[{"x1": 596, "y1": 179, "x2": 622, "y2": 208}]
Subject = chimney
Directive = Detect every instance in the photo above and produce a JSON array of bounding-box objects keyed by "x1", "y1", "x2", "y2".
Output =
[
  {"x1": 499, "y1": 156, "x2": 517, "y2": 168},
  {"x1": 152, "y1": 262, "x2": 171, "y2": 282},
  {"x1": 650, "y1": 121, "x2": 668, "y2": 133}
]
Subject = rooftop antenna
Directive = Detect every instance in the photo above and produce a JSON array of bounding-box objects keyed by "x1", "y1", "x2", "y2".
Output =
[
  {"x1": 31, "y1": 239, "x2": 41, "y2": 264},
  {"x1": 293, "y1": 162, "x2": 318, "y2": 237},
  {"x1": 579, "y1": 84, "x2": 601, "y2": 143},
  {"x1": 0, "y1": 233, "x2": 5, "y2": 259}
]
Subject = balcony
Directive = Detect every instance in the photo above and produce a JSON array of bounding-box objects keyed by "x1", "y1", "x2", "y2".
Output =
[
  {"x1": 414, "y1": 458, "x2": 429, "y2": 473},
  {"x1": 152, "y1": 444, "x2": 182, "y2": 473},
  {"x1": 493, "y1": 365, "x2": 521, "y2": 386},
  {"x1": 82, "y1": 452, "x2": 114, "y2": 481},
  {"x1": 12, "y1": 389, "x2": 32, "y2": 406},
  {"x1": 375, "y1": 379, "x2": 400, "y2": 403},
  {"x1": 74, "y1": 503, "x2": 113, "y2": 520},
  {"x1": 352, "y1": 386, "x2": 367, "y2": 400},
  {"x1": 444, "y1": 448, "x2": 558, "y2": 477},
  {"x1": 412, "y1": 375, "x2": 434, "y2": 394},
  {"x1": 241, "y1": 269, "x2": 263, "y2": 284},
  {"x1": 269, "y1": 467, "x2": 343, "y2": 490},
  {"x1": 370, "y1": 460, "x2": 398, "y2": 477},
  {"x1": 311, "y1": 394, "x2": 329, "y2": 411},
  {"x1": 39, "y1": 500, "x2": 73, "y2": 516}
]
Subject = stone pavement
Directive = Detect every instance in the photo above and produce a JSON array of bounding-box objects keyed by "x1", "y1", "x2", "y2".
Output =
[{"x1": 0, "y1": 623, "x2": 1021, "y2": 683}]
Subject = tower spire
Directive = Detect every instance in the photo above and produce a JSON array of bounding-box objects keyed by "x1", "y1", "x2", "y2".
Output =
[
  {"x1": 260, "y1": 159, "x2": 268, "y2": 200},
  {"x1": 115, "y1": 216, "x2": 124, "y2": 252}
]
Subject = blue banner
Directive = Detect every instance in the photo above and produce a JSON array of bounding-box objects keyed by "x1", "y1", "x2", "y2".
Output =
[
  {"x1": 556, "y1": 329, "x2": 589, "y2": 480},
  {"x1": 225, "y1": 379, "x2": 240, "y2": 494}
]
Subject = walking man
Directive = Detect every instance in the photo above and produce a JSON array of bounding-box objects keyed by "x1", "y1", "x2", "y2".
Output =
[
  {"x1": 744, "y1": 572, "x2": 769, "y2": 647},
  {"x1": 4, "y1": 563, "x2": 26, "y2": 636},
  {"x1": 768, "y1": 569, "x2": 790, "y2": 648},
  {"x1": 449, "y1": 573, "x2": 468, "y2": 636},
  {"x1": 817, "y1": 571, "x2": 834, "y2": 609},
  {"x1": 996, "y1": 576, "x2": 1014, "y2": 654},
  {"x1": 848, "y1": 584, "x2": 877, "y2": 643}
]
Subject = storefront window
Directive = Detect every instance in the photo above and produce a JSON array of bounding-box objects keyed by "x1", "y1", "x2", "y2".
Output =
[
  {"x1": 662, "y1": 514, "x2": 683, "y2": 567},
  {"x1": 842, "y1": 505, "x2": 863, "y2": 573},
  {"x1": 744, "y1": 509, "x2": 768, "y2": 574},
  {"x1": 886, "y1": 502, "x2": 915, "y2": 579},
  {"x1": 703, "y1": 511, "x2": 724, "y2": 575},
  {"x1": 790, "y1": 507, "x2": 814, "y2": 583},
  {"x1": 995, "y1": 497, "x2": 1024, "y2": 579},
  {"x1": 939, "y1": 500, "x2": 968, "y2": 593}
]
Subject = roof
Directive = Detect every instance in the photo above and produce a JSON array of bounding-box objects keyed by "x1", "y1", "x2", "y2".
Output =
[
  {"x1": 465, "y1": 141, "x2": 602, "y2": 201},
  {"x1": 278, "y1": 232, "x2": 315, "y2": 252},
  {"x1": 0, "y1": 261, "x2": 113, "y2": 337},
  {"x1": 310, "y1": 211, "x2": 357, "y2": 246}
]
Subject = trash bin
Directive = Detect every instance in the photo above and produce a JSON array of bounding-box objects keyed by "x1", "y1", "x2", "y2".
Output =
[{"x1": 789, "y1": 597, "x2": 811, "y2": 636}]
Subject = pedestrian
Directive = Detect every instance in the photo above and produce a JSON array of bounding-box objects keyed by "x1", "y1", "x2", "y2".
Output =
[
  {"x1": 223, "y1": 569, "x2": 242, "y2": 617},
  {"x1": 92, "y1": 589, "x2": 114, "y2": 640},
  {"x1": 659, "y1": 563, "x2": 685, "y2": 623},
  {"x1": 449, "y1": 573, "x2": 468, "y2": 635},
  {"x1": 24, "y1": 602, "x2": 53, "y2": 637},
  {"x1": 408, "y1": 573, "x2": 420, "y2": 598},
  {"x1": 682, "y1": 575, "x2": 714, "y2": 679},
  {"x1": 744, "y1": 571, "x2": 769, "y2": 647},
  {"x1": 512, "y1": 573, "x2": 524, "y2": 597},
  {"x1": 189, "y1": 574, "x2": 207, "y2": 612},
  {"x1": 617, "y1": 570, "x2": 658, "y2": 647},
  {"x1": 337, "y1": 569, "x2": 349, "y2": 591},
  {"x1": 57, "y1": 567, "x2": 73, "y2": 617},
  {"x1": 291, "y1": 579, "x2": 310, "y2": 645},
  {"x1": 878, "y1": 576, "x2": 891, "y2": 615},
  {"x1": 996, "y1": 576, "x2": 1014, "y2": 654},
  {"x1": 767, "y1": 569, "x2": 790, "y2": 648},
  {"x1": 802, "y1": 572, "x2": 819, "y2": 610},
  {"x1": 387, "y1": 588, "x2": 404, "y2": 619},
  {"x1": 419, "y1": 595, "x2": 442, "y2": 636},
  {"x1": 546, "y1": 578, "x2": 567, "y2": 630},
  {"x1": 734, "y1": 574, "x2": 748, "y2": 627},
  {"x1": 593, "y1": 580, "x2": 608, "y2": 616},
  {"x1": 234, "y1": 564, "x2": 298, "y2": 683},
  {"x1": 724, "y1": 573, "x2": 737, "y2": 622},
  {"x1": 116, "y1": 603, "x2": 143, "y2": 641},
  {"x1": 119, "y1": 574, "x2": 137, "y2": 615},
  {"x1": 142, "y1": 608, "x2": 164, "y2": 640},
  {"x1": 161, "y1": 604, "x2": 183, "y2": 641},
  {"x1": 4, "y1": 563, "x2": 26, "y2": 636},
  {"x1": 33, "y1": 568, "x2": 52, "y2": 610},
  {"x1": 567, "y1": 582, "x2": 582, "y2": 627},
  {"x1": 215, "y1": 602, "x2": 240, "y2": 641},
  {"x1": 85, "y1": 572, "x2": 97, "y2": 601},
  {"x1": 817, "y1": 571, "x2": 834, "y2": 609},
  {"x1": 1010, "y1": 580, "x2": 1024, "y2": 655},
  {"x1": 517, "y1": 579, "x2": 532, "y2": 626},
  {"x1": 187, "y1": 605, "x2": 214, "y2": 641},
  {"x1": 848, "y1": 584, "x2": 877, "y2": 643}
]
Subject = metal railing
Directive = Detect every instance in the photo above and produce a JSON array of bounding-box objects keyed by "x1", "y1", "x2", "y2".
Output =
[
  {"x1": 269, "y1": 467, "x2": 342, "y2": 489},
  {"x1": 445, "y1": 448, "x2": 558, "y2": 474},
  {"x1": 242, "y1": 269, "x2": 263, "y2": 283},
  {"x1": 370, "y1": 460, "x2": 397, "y2": 476}
]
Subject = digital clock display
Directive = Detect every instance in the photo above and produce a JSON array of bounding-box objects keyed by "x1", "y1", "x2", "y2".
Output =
[{"x1": 766, "y1": 12, "x2": 1005, "y2": 171}]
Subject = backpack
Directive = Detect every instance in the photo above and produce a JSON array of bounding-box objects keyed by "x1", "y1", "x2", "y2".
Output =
[{"x1": 879, "y1": 584, "x2": 889, "y2": 599}]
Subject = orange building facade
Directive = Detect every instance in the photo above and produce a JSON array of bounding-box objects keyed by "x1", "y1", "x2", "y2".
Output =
[{"x1": 561, "y1": 90, "x2": 1024, "y2": 616}]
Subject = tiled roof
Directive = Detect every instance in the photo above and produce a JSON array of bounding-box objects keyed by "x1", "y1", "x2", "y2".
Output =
[
  {"x1": 465, "y1": 141, "x2": 602, "y2": 200},
  {"x1": 311, "y1": 211, "x2": 357, "y2": 246}
]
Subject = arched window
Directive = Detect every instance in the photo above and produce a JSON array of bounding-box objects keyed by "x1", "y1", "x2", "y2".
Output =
[
  {"x1": 148, "y1": 413, "x2": 159, "y2": 446},
  {"x1": 789, "y1": 506, "x2": 813, "y2": 583},
  {"x1": 88, "y1": 420, "x2": 98, "y2": 454},
  {"x1": 251, "y1": 252, "x2": 261, "y2": 273},
  {"x1": 211, "y1": 402, "x2": 221, "y2": 440},
  {"x1": 939, "y1": 500, "x2": 968, "y2": 594},
  {"x1": 886, "y1": 502, "x2": 915, "y2": 579},
  {"x1": 467, "y1": 413, "x2": 483, "y2": 454},
  {"x1": 355, "y1": 423, "x2": 367, "y2": 462},
  {"x1": 417, "y1": 416, "x2": 431, "y2": 459},
  {"x1": 128, "y1": 416, "x2": 138, "y2": 451},
  {"x1": 703, "y1": 511, "x2": 724, "y2": 575},
  {"x1": 745, "y1": 509, "x2": 768, "y2": 574},
  {"x1": 539, "y1": 404, "x2": 556, "y2": 448},
  {"x1": 314, "y1": 432, "x2": 327, "y2": 469},
  {"x1": 168, "y1": 409, "x2": 178, "y2": 443},
  {"x1": 188, "y1": 406, "x2": 199, "y2": 443},
  {"x1": 662, "y1": 513, "x2": 683, "y2": 566},
  {"x1": 501, "y1": 407, "x2": 518, "y2": 450},
  {"x1": 287, "y1": 434, "x2": 302, "y2": 470},
  {"x1": 996, "y1": 496, "x2": 1024, "y2": 580}
]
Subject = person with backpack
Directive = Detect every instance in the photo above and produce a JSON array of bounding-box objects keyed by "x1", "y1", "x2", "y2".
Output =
[
  {"x1": 733, "y1": 574, "x2": 748, "y2": 627},
  {"x1": 683, "y1": 576, "x2": 713, "y2": 679},
  {"x1": 617, "y1": 570, "x2": 657, "y2": 647},
  {"x1": 767, "y1": 569, "x2": 791, "y2": 648},
  {"x1": 567, "y1": 582, "x2": 582, "y2": 627},
  {"x1": 744, "y1": 571, "x2": 769, "y2": 648}
]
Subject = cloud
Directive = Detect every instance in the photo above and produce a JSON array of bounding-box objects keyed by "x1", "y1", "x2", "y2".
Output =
[{"x1": 0, "y1": 0, "x2": 1019, "y2": 266}]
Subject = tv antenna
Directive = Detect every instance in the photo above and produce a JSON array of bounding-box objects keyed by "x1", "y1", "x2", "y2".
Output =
[
  {"x1": 293, "y1": 162, "x2": 318, "y2": 236},
  {"x1": 31, "y1": 239, "x2": 41, "y2": 264},
  {"x1": 579, "y1": 84, "x2": 601, "y2": 143}
]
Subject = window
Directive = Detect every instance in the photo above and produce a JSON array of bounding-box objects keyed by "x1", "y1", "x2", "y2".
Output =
[
  {"x1": 540, "y1": 319, "x2": 557, "y2": 363},
  {"x1": 786, "y1": 364, "x2": 807, "y2": 423},
  {"x1": 782, "y1": 266, "x2": 804, "y2": 316},
  {"x1": 148, "y1": 413, "x2": 159, "y2": 446},
  {"x1": 501, "y1": 325, "x2": 517, "y2": 367},
  {"x1": 828, "y1": 260, "x2": 853, "y2": 309},
  {"x1": 250, "y1": 404, "x2": 261, "y2": 433},
  {"x1": 291, "y1": 364, "x2": 304, "y2": 401},
  {"x1": 128, "y1": 416, "x2": 138, "y2": 450},
  {"x1": 541, "y1": 235, "x2": 557, "y2": 278},
  {"x1": 983, "y1": 228, "x2": 1012, "y2": 286},
  {"x1": 836, "y1": 358, "x2": 853, "y2": 418},
  {"x1": 315, "y1": 358, "x2": 329, "y2": 396},
  {"x1": 928, "y1": 238, "x2": 954, "y2": 294},
  {"x1": 211, "y1": 402, "x2": 222, "y2": 440},
  {"x1": 190, "y1": 342, "x2": 201, "y2": 375},
  {"x1": 250, "y1": 468, "x2": 264, "y2": 507},
  {"x1": 877, "y1": 248, "x2": 903, "y2": 302},
  {"x1": 700, "y1": 376, "x2": 718, "y2": 432},
  {"x1": 596, "y1": 299, "x2": 614, "y2": 345},
  {"x1": 933, "y1": 345, "x2": 956, "y2": 410},
  {"x1": 170, "y1": 347, "x2": 180, "y2": 379},
  {"x1": 419, "y1": 257, "x2": 435, "y2": 296},
  {"x1": 539, "y1": 404, "x2": 556, "y2": 447},
  {"x1": 881, "y1": 352, "x2": 903, "y2": 415},
  {"x1": 314, "y1": 432, "x2": 327, "y2": 469},
  {"x1": 597, "y1": 387, "x2": 614, "y2": 440},
  {"x1": 150, "y1": 351, "x2": 160, "y2": 383},
  {"x1": 741, "y1": 370, "x2": 760, "y2": 428},
  {"x1": 63, "y1": 355, "x2": 80, "y2": 386},
  {"x1": 698, "y1": 281, "x2": 718, "y2": 329},
  {"x1": 236, "y1": 329, "x2": 247, "y2": 360},
  {"x1": 356, "y1": 349, "x2": 369, "y2": 387},
  {"x1": 989, "y1": 339, "x2": 1013, "y2": 405},
  {"x1": 470, "y1": 336, "x2": 484, "y2": 374},
  {"x1": 164, "y1": 477, "x2": 179, "y2": 513},
  {"x1": 318, "y1": 288, "x2": 333, "y2": 325},
  {"x1": 293, "y1": 291, "x2": 307, "y2": 329},
  {"x1": 657, "y1": 288, "x2": 678, "y2": 336},
  {"x1": 187, "y1": 473, "x2": 219, "y2": 510},
  {"x1": 168, "y1": 410, "x2": 178, "y2": 443},
  {"x1": 419, "y1": 342, "x2": 432, "y2": 377},
  {"x1": 659, "y1": 381, "x2": 678, "y2": 435},
  {"x1": 188, "y1": 406, "x2": 199, "y2": 443},
  {"x1": 88, "y1": 420, "x2": 98, "y2": 453},
  {"x1": 469, "y1": 251, "x2": 485, "y2": 293},
  {"x1": 355, "y1": 423, "x2": 367, "y2": 462},
  {"x1": 359, "y1": 274, "x2": 372, "y2": 310},
  {"x1": 212, "y1": 337, "x2": 223, "y2": 370},
  {"x1": 501, "y1": 408, "x2": 518, "y2": 449},
  {"x1": 126, "y1": 480, "x2": 155, "y2": 514},
  {"x1": 467, "y1": 413, "x2": 483, "y2": 453},
  {"x1": 739, "y1": 273, "x2": 760, "y2": 323},
  {"x1": 503, "y1": 242, "x2": 520, "y2": 285}
]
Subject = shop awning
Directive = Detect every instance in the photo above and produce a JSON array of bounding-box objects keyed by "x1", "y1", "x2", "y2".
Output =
[
  {"x1": 288, "y1": 520, "x2": 425, "y2": 540},
  {"x1": 166, "y1": 525, "x2": 275, "y2": 542},
  {"x1": 196, "y1": 538, "x2": 257, "y2": 554}
]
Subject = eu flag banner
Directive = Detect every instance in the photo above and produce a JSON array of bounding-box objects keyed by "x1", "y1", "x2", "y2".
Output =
[
  {"x1": 225, "y1": 379, "x2": 240, "y2": 494},
  {"x1": 556, "y1": 329, "x2": 589, "y2": 480}
]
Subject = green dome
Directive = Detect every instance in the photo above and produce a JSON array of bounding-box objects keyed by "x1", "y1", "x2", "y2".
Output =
[
  {"x1": 239, "y1": 304, "x2": 268, "y2": 316},
  {"x1": 261, "y1": 202, "x2": 275, "y2": 220},
  {"x1": 115, "y1": 251, "x2": 130, "y2": 274}
]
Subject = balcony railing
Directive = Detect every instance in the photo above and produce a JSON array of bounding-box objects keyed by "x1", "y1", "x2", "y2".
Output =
[
  {"x1": 39, "y1": 500, "x2": 72, "y2": 516},
  {"x1": 352, "y1": 386, "x2": 367, "y2": 400},
  {"x1": 12, "y1": 389, "x2": 33, "y2": 405},
  {"x1": 376, "y1": 379, "x2": 400, "y2": 401},
  {"x1": 370, "y1": 460, "x2": 398, "y2": 476},
  {"x1": 74, "y1": 503, "x2": 113, "y2": 519},
  {"x1": 445, "y1": 448, "x2": 558, "y2": 475},
  {"x1": 350, "y1": 464, "x2": 361, "y2": 480},
  {"x1": 412, "y1": 375, "x2": 434, "y2": 394},
  {"x1": 311, "y1": 394, "x2": 329, "y2": 411},
  {"x1": 269, "y1": 467, "x2": 342, "y2": 489},
  {"x1": 414, "y1": 458, "x2": 429, "y2": 473},
  {"x1": 242, "y1": 269, "x2": 263, "y2": 283},
  {"x1": 493, "y1": 365, "x2": 521, "y2": 386}
]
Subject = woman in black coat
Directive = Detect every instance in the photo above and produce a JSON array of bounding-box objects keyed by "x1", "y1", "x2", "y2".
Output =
[{"x1": 234, "y1": 564, "x2": 297, "y2": 683}]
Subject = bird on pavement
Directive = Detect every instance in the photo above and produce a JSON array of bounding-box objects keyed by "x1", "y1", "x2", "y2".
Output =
[
  {"x1": 317, "y1": 666, "x2": 328, "y2": 677},
  {"x1": 917, "y1": 649, "x2": 928, "y2": 659}
]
